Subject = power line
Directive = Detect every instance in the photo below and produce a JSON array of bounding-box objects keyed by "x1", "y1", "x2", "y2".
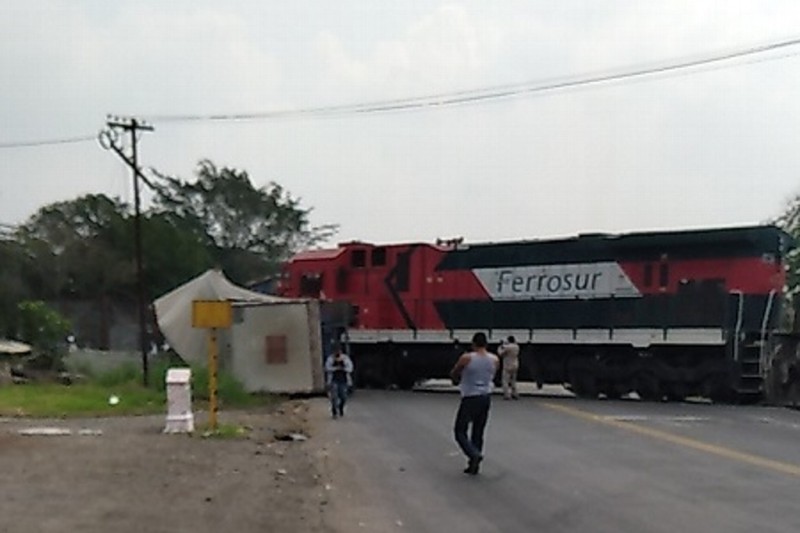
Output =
[
  {"x1": 2, "y1": 34, "x2": 800, "y2": 148},
  {"x1": 0, "y1": 134, "x2": 96, "y2": 149},
  {"x1": 147, "y1": 34, "x2": 800, "y2": 123}
]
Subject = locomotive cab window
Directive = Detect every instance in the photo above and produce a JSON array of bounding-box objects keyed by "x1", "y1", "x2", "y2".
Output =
[
  {"x1": 351, "y1": 249, "x2": 367, "y2": 268},
  {"x1": 372, "y1": 247, "x2": 387, "y2": 267},
  {"x1": 349, "y1": 304, "x2": 360, "y2": 327},
  {"x1": 659, "y1": 263, "x2": 669, "y2": 288},
  {"x1": 643, "y1": 263, "x2": 653, "y2": 287},
  {"x1": 299, "y1": 274, "x2": 323, "y2": 297},
  {"x1": 395, "y1": 251, "x2": 411, "y2": 292},
  {"x1": 336, "y1": 267, "x2": 348, "y2": 293}
]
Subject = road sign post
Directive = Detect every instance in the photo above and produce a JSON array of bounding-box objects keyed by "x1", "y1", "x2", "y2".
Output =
[{"x1": 191, "y1": 300, "x2": 233, "y2": 431}]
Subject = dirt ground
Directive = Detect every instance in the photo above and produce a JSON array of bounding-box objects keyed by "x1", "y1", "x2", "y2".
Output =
[{"x1": 0, "y1": 398, "x2": 374, "y2": 533}]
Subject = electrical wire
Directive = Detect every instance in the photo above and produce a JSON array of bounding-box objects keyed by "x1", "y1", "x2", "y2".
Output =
[
  {"x1": 2, "y1": 35, "x2": 800, "y2": 148},
  {"x1": 0, "y1": 128, "x2": 144, "y2": 149},
  {"x1": 0, "y1": 134, "x2": 96, "y2": 149},
  {"x1": 146, "y1": 34, "x2": 800, "y2": 123}
]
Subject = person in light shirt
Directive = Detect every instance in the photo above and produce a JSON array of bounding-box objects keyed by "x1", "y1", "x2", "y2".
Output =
[
  {"x1": 498, "y1": 336, "x2": 520, "y2": 400},
  {"x1": 324, "y1": 344, "x2": 353, "y2": 419}
]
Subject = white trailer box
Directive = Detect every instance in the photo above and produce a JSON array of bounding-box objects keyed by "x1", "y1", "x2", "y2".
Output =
[
  {"x1": 230, "y1": 301, "x2": 324, "y2": 394},
  {"x1": 154, "y1": 269, "x2": 324, "y2": 394}
]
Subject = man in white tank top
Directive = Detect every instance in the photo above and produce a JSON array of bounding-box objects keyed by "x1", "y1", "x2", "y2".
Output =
[{"x1": 450, "y1": 332, "x2": 499, "y2": 475}]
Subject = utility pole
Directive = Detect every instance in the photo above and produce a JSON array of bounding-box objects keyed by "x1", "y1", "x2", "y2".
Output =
[{"x1": 99, "y1": 116, "x2": 154, "y2": 386}]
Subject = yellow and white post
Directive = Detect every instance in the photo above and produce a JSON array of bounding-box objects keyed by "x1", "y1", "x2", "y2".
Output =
[{"x1": 191, "y1": 300, "x2": 233, "y2": 432}]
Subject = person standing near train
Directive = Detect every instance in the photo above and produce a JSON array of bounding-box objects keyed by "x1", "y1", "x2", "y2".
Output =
[
  {"x1": 450, "y1": 332, "x2": 500, "y2": 475},
  {"x1": 498, "y1": 336, "x2": 520, "y2": 400},
  {"x1": 325, "y1": 344, "x2": 354, "y2": 418}
]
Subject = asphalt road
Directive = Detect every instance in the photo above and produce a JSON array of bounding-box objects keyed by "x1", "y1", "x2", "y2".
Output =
[{"x1": 321, "y1": 388, "x2": 800, "y2": 533}]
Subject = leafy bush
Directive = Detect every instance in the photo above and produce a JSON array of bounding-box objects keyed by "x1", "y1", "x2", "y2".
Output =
[
  {"x1": 121, "y1": 353, "x2": 255, "y2": 406},
  {"x1": 16, "y1": 301, "x2": 71, "y2": 371},
  {"x1": 189, "y1": 365, "x2": 254, "y2": 406},
  {"x1": 69, "y1": 350, "x2": 260, "y2": 408},
  {"x1": 95, "y1": 362, "x2": 141, "y2": 387}
]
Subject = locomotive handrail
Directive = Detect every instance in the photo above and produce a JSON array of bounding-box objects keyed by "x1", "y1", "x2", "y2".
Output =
[
  {"x1": 760, "y1": 289, "x2": 778, "y2": 364},
  {"x1": 731, "y1": 290, "x2": 744, "y2": 361}
]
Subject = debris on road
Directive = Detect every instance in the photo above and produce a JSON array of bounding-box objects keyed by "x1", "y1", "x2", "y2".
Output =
[
  {"x1": 17, "y1": 427, "x2": 104, "y2": 437},
  {"x1": 275, "y1": 431, "x2": 309, "y2": 442},
  {"x1": 17, "y1": 427, "x2": 72, "y2": 436}
]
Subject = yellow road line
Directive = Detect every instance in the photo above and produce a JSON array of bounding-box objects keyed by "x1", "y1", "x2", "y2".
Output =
[{"x1": 542, "y1": 402, "x2": 800, "y2": 478}]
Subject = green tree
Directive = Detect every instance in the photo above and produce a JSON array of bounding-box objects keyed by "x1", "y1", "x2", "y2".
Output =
[
  {"x1": 775, "y1": 193, "x2": 800, "y2": 298},
  {"x1": 152, "y1": 159, "x2": 337, "y2": 283},
  {"x1": 16, "y1": 194, "x2": 133, "y2": 300},
  {"x1": 16, "y1": 300, "x2": 71, "y2": 370},
  {"x1": 13, "y1": 194, "x2": 215, "y2": 348},
  {"x1": 16, "y1": 194, "x2": 214, "y2": 302},
  {"x1": 140, "y1": 213, "x2": 214, "y2": 298},
  {"x1": 0, "y1": 237, "x2": 30, "y2": 337},
  {"x1": 2, "y1": 162, "x2": 334, "y2": 348},
  {"x1": 17, "y1": 300, "x2": 71, "y2": 348}
]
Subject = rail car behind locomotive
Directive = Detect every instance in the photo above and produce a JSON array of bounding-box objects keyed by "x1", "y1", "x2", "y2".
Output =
[{"x1": 278, "y1": 225, "x2": 793, "y2": 402}]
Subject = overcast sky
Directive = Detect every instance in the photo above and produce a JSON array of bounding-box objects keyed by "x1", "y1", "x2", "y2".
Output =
[{"x1": 2, "y1": 1, "x2": 800, "y2": 245}]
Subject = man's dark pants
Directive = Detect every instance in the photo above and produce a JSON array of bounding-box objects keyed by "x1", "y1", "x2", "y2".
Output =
[
  {"x1": 329, "y1": 381, "x2": 348, "y2": 416},
  {"x1": 454, "y1": 394, "x2": 491, "y2": 461}
]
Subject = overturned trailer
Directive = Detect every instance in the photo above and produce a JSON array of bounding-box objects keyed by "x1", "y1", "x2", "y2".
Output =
[{"x1": 154, "y1": 270, "x2": 325, "y2": 394}]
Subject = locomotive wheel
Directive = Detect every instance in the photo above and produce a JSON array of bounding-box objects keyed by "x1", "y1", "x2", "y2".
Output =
[
  {"x1": 734, "y1": 392, "x2": 761, "y2": 405},
  {"x1": 635, "y1": 372, "x2": 663, "y2": 402},
  {"x1": 571, "y1": 372, "x2": 598, "y2": 399},
  {"x1": 602, "y1": 388, "x2": 622, "y2": 400},
  {"x1": 704, "y1": 375, "x2": 734, "y2": 404},
  {"x1": 664, "y1": 383, "x2": 688, "y2": 403},
  {"x1": 353, "y1": 361, "x2": 390, "y2": 389},
  {"x1": 396, "y1": 372, "x2": 416, "y2": 390},
  {"x1": 709, "y1": 390, "x2": 734, "y2": 404}
]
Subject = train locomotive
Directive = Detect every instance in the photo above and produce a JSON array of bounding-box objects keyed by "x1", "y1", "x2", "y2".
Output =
[{"x1": 278, "y1": 225, "x2": 793, "y2": 402}]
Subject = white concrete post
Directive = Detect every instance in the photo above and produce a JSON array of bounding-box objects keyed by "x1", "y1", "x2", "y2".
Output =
[{"x1": 164, "y1": 368, "x2": 194, "y2": 433}]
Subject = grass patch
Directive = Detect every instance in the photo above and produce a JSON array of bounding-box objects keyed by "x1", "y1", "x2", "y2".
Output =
[
  {"x1": 0, "y1": 382, "x2": 165, "y2": 417},
  {"x1": 187, "y1": 366, "x2": 266, "y2": 408},
  {"x1": 147, "y1": 357, "x2": 270, "y2": 409},
  {"x1": 0, "y1": 357, "x2": 279, "y2": 417},
  {"x1": 96, "y1": 362, "x2": 142, "y2": 387}
]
